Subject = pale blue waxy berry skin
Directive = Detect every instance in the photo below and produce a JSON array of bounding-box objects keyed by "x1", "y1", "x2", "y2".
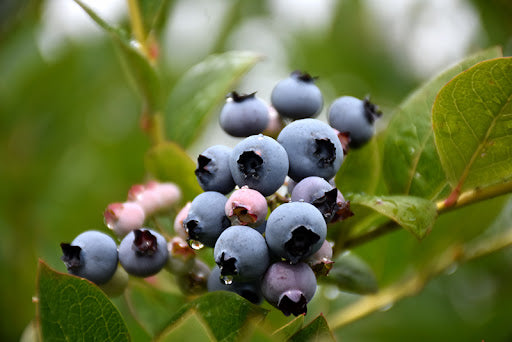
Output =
[
  {"x1": 183, "y1": 191, "x2": 230, "y2": 248},
  {"x1": 328, "y1": 96, "x2": 380, "y2": 148},
  {"x1": 61, "y1": 230, "x2": 118, "y2": 285},
  {"x1": 118, "y1": 228, "x2": 168, "y2": 277},
  {"x1": 261, "y1": 261, "x2": 317, "y2": 316},
  {"x1": 265, "y1": 202, "x2": 326, "y2": 264},
  {"x1": 277, "y1": 118, "x2": 343, "y2": 182},
  {"x1": 271, "y1": 71, "x2": 323, "y2": 119},
  {"x1": 214, "y1": 225, "x2": 270, "y2": 281},
  {"x1": 229, "y1": 135, "x2": 289, "y2": 196},
  {"x1": 207, "y1": 265, "x2": 263, "y2": 304},
  {"x1": 219, "y1": 92, "x2": 270, "y2": 137},
  {"x1": 291, "y1": 176, "x2": 338, "y2": 222},
  {"x1": 195, "y1": 145, "x2": 235, "y2": 195}
]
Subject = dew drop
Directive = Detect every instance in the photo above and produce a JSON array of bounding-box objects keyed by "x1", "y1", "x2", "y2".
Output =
[
  {"x1": 221, "y1": 274, "x2": 233, "y2": 285},
  {"x1": 188, "y1": 239, "x2": 204, "y2": 250},
  {"x1": 379, "y1": 302, "x2": 394, "y2": 312},
  {"x1": 445, "y1": 263, "x2": 458, "y2": 275},
  {"x1": 130, "y1": 39, "x2": 143, "y2": 51}
]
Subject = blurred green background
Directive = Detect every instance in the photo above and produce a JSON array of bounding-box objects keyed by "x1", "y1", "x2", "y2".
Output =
[{"x1": 1, "y1": 0, "x2": 512, "y2": 340}]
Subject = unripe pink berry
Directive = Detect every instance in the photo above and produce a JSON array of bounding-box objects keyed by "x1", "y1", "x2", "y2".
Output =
[
  {"x1": 263, "y1": 105, "x2": 284, "y2": 138},
  {"x1": 166, "y1": 236, "x2": 196, "y2": 275},
  {"x1": 153, "y1": 182, "x2": 181, "y2": 210},
  {"x1": 305, "y1": 239, "x2": 334, "y2": 276},
  {"x1": 104, "y1": 202, "x2": 146, "y2": 236},
  {"x1": 174, "y1": 202, "x2": 191, "y2": 239},
  {"x1": 127, "y1": 184, "x2": 161, "y2": 216},
  {"x1": 225, "y1": 187, "x2": 268, "y2": 227}
]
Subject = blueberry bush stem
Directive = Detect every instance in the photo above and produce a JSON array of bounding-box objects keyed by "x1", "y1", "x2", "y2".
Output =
[
  {"x1": 127, "y1": 0, "x2": 149, "y2": 58},
  {"x1": 330, "y1": 222, "x2": 512, "y2": 329},
  {"x1": 340, "y1": 179, "x2": 512, "y2": 250}
]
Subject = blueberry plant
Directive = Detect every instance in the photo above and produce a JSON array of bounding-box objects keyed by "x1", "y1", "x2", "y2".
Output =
[{"x1": 32, "y1": 1, "x2": 512, "y2": 341}]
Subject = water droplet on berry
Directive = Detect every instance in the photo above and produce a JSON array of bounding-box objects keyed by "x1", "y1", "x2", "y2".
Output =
[
  {"x1": 221, "y1": 274, "x2": 233, "y2": 285},
  {"x1": 188, "y1": 239, "x2": 204, "y2": 250}
]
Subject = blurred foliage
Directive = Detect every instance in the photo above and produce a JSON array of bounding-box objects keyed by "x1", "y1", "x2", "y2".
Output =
[{"x1": 1, "y1": 0, "x2": 512, "y2": 341}]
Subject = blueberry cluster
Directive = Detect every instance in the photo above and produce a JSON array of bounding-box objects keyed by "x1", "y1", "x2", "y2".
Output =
[
  {"x1": 59, "y1": 71, "x2": 381, "y2": 317},
  {"x1": 185, "y1": 71, "x2": 380, "y2": 316},
  {"x1": 60, "y1": 181, "x2": 184, "y2": 295}
]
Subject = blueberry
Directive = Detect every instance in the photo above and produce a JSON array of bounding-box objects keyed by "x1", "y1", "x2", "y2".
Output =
[
  {"x1": 183, "y1": 191, "x2": 231, "y2": 248},
  {"x1": 225, "y1": 187, "x2": 268, "y2": 227},
  {"x1": 271, "y1": 71, "x2": 323, "y2": 119},
  {"x1": 214, "y1": 225, "x2": 270, "y2": 282},
  {"x1": 305, "y1": 239, "x2": 334, "y2": 277},
  {"x1": 207, "y1": 266, "x2": 263, "y2": 304},
  {"x1": 230, "y1": 134, "x2": 289, "y2": 196},
  {"x1": 118, "y1": 228, "x2": 168, "y2": 277},
  {"x1": 331, "y1": 190, "x2": 354, "y2": 222},
  {"x1": 328, "y1": 96, "x2": 382, "y2": 148},
  {"x1": 195, "y1": 145, "x2": 236, "y2": 194},
  {"x1": 291, "y1": 176, "x2": 338, "y2": 222},
  {"x1": 261, "y1": 261, "x2": 317, "y2": 316},
  {"x1": 61, "y1": 230, "x2": 118, "y2": 285},
  {"x1": 175, "y1": 258, "x2": 211, "y2": 295},
  {"x1": 265, "y1": 202, "x2": 326, "y2": 264},
  {"x1": 165, "y1": 236, "x2": 196, "y2": 275},
  {"x1": 277, "y1": 118, "x2": 343, "y2": 182},
  {"x1": 219, "y1": 92, "x2": 270, "y2": 137}
]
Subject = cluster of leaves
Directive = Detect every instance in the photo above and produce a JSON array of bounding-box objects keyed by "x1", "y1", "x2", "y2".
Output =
[{"x1": 30, "y1": 0, "x2": 512, "y2": 341}]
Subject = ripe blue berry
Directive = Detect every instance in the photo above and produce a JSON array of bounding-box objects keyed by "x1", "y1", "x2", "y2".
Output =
[
  {"x1": 214, "y1": 225, "x2": 270, "y2": 282},
  {"x1": 207, "y1": 265, "x2": 263, "y2": 304},
  {"x1": 265, "y1": 202, "x2": 326, "y2": 264},
  {"x1": 61, "y1": 230, "x2": 118, "y2": 285},
  {"x1": 118, "y1": 228, "x2": 168, "y2": 277},
  {"x1": 291, "y1": 176, "x2": 338, "y2": 222},
  {"x1": 277, "y1": 118, "x2": 343, "y2": 182},
  {"x1": 219, "y1": 92, "x2": 270, "y2": 137},
  {"x1": 261, "y1": 261, "x2": 317, "y2": 316},
  {"x1": 328, "y1": 96, "x2": 382, "y2": 148},
  {"x1": 195, "y1": 145, "x2": 236, "y2": 194},
  {"x1": 271, "y1": 71, "x2": 323, "y2": 119},
  {"x1": 230, "y1": 134, "x2": 289, "y2": 196},
  {"x1": 183, "y1": 191, "x2": 230, "y2": 248}
]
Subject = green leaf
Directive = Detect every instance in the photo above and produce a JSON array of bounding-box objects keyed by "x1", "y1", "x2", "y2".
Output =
[
  {"x1": 383, "y1": 47, "x2": 503, "y2": 200},
  {"x1": 124, "y1": 281, "x2": 187, "y2": 336},
  {"x1": 319, "y1": 252, "x2": 378, "y2": 294},
  {"x1": 288, "y1": 314, "x2": 335, "y2": 342},
  {"x1": 145, "y1": 141, "x2": 203, "y2": 202},
  {"x1": 271, "y1": 315, "x2": 304, "y2": 340},
  {"x1": 155, "y1": 291, "x2": 269, "y2": 341},
  {"x1": 165, "y1": 51, "x2": 262, "y2": 147},
  {"x1": 433, "y1": 57, "x2": 512, "y2": 193},
  {"x1": 350, "y1": 194, "x2": 437, "y2": 239},
  {"x1": 36, "y1": 260, "x2": 129, "y2": 341},
  {"x1": 73, "y1": 0, "x2": 162, "y2": 112}
]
